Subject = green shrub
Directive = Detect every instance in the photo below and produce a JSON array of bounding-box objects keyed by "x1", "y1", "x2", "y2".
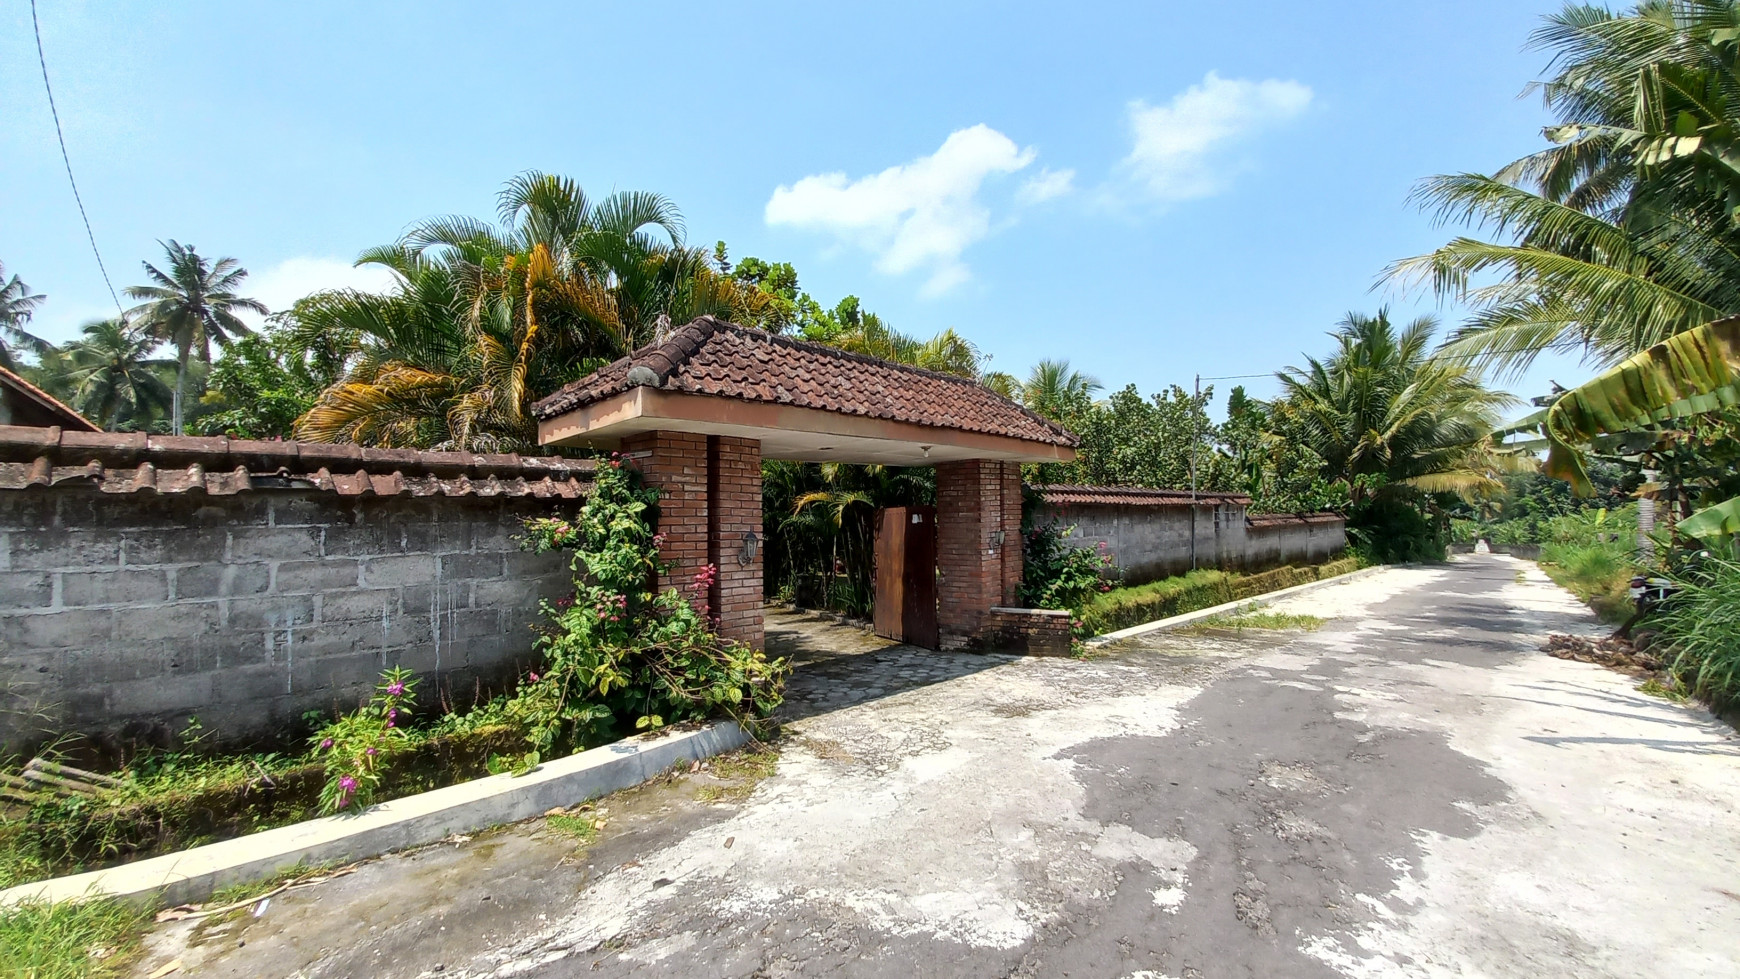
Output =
[
  {"x1": 1656, "y1": 555, "x2": 1740, "y2": 711},
  {"x1": 1349, "y1": 498, "x2": 1446, "y2": 563},
  {"x1": 1317, "y1": 556, "x2": 1361, "y2": 578},
  {"x1": 1021, "y1": 524, "x2": 1117, "y2": 623},
  {"x1": 511, "y1": 454, "x2": 788, "y2": 759},
  {"x1": 1081, "y1": 569, "x2": 1236, "y2": 635}
]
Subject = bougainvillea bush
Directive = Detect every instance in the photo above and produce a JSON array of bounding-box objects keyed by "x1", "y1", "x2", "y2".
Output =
[{"x1": 513, "y1": 454, "x2": 788, "y2": 761}]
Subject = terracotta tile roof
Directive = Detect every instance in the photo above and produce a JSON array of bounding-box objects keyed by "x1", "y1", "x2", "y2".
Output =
[
  {"x1": 532, "y1": 316, "x2": 1078, "y2": 447},
  {"x1": 1035, "y1": 484, "x2": 1252, "y2": 507},
  {"x1": 1245, "y1": 511, "x2": 1346, "y2": 527},
  {"x1": 0, "y1": 425, "x2": 593, "y2": 498},
  {"x1": 0, "y1": 367, "x2": 98, "y2": 432}
]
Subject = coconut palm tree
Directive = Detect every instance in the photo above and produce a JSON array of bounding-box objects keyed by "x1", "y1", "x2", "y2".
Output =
[
  {"x1": 59, "y1": 319, "x2": 174, "y2": 431},
  {"x1": 1276, "y1": 310, "x2": 1518, "y2": 503},
  {"x1": 1, "y1": 261, "x2": 53, "y2": 372},
  {"x1": 293, "y1": 172, "x2": 775, "y2": 449},
  {"x1": 1391, "y1": 2, "x2": 1740, "y2": 376},
  {"x1": 125, "y1": 241, "x2": 266, "y2": 434},
  {"x1": 1020, "y1": 359, "x2": 1102, "y2": 423}
]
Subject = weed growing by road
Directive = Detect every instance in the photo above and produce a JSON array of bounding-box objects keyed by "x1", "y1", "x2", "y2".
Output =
[
  {"x1": 546, "y1": 812, "x2": 600, "y2": 844},
  {"x1": 697, "y1": 746, "x2": 779, "y2": 803},
  {"x1": 1185, "y1": 609, "x2": 1326, "y2": 633},
  {"x1": 0, "y1": 897, "x2": 144, "y2": 979}
]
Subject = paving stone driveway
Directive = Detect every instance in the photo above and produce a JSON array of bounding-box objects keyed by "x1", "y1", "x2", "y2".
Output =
[{"x1": 143, "y1": 557, "x2": 1740, "y2": 978}]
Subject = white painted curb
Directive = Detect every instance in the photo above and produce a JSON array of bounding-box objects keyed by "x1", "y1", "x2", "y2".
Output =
[
  {"x1": 0, "y1": 721, "x2": 750, "y2": 909},
  {"x1": 1084, "y1": 566, "x2": 1387, "y2": 647}
]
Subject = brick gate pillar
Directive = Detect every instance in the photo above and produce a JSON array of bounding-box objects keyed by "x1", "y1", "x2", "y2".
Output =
[
  {"x1": 620, "y1": 430, "x2": 763, "y2": 649},
  {"x1": 935, "y1": 459, "x2": 1023, "y2": 648}
]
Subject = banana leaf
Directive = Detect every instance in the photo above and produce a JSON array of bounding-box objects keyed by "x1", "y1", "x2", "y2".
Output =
[
  {"x1": 1680, "y1": 496, "x2": 1740, "y2": 542},
  {"x1": 1543, "y1": 316, "x2": 1740, "y2": 493}
]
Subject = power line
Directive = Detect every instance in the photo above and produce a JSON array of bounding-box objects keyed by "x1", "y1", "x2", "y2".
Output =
[{"x1": 31, "y1": 0, "x2": 122, "y2": 317}]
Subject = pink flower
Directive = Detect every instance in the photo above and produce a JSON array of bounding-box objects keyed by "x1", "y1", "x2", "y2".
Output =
[
  {"x1": 386, "y1": 681, "x2": 405, "y2": 696},
  {"x1": 320, "y1": 738, "x2": 334, "y2": 750},
  {"x1": 365, "y1": 747, "x2": 378, "y2": 757},
  {"x1": 528, "y1": 672, "x2": 540, "y2": 683},
  {"x1": 340, "y1": 775, "x2": 357, "y2": 791}
]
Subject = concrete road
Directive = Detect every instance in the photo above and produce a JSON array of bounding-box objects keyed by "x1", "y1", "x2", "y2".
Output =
[{"x1": 143, "y1": 556, "x2": 1740, "y2": 978}]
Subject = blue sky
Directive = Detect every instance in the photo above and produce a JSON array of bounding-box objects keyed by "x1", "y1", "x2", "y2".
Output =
[{"x1": 2, "y1": 0, "x2": 1591, "y2": 414}]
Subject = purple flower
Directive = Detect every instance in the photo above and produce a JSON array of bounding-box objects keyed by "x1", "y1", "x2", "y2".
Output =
[
  {"x1": 365, "y1": 747, "x2": 378, "y2": 757},
  {"x1": 386, "y1": 681, "x2": 406, "y2": 696},
  {"x1": 340, "y1": 775, "x2": 357, "y2": 791},
  {"x1": 320, "y1": 738, "x2": 333, "y2": 750},
  {"x1": 388, "y1": 708, "x2": 397, "y2": 720}
]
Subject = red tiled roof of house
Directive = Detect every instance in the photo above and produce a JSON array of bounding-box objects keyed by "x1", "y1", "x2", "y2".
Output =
[
  {"x1": 0, "y1": 425, "x2": 593, "y2": 498},
  {"x1": 1035, "y1": 484, "x2": 1253, "y2": 507},
  {"x1": 531, "y1": 316, "x2": 1078, "y2": 447},
  {"x1": 0, "y1": 366, "x2": 99, "y2": 432}
]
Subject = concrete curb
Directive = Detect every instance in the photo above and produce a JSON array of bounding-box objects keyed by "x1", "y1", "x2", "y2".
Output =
[
  {"x1": 0, "y1": 721, "x2": 750, "y2": 909},
  {"x1": 1083, "y1": 566, "x2": 1388, "y2": 647}
]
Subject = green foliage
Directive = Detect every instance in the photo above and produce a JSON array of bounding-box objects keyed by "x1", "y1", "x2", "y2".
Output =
[
  {"x1": 1348, "y1": 497, "x2": 1448, "y2": 564},
  {"x1": 1081, "y1": 559, "x2": 1358, "y2": 637},
  {"x1": 309, "y1": 668, "x2": 419, "y2": 813},
  {"x1": 1537, "y1": 507, "x2": 1641, "y2": 622},
  {"x1": 0, "y1": 898, "x2": 145, "y2": 979},
  {"x1": 1656, "y1": 554, "x2": 1740, "y2": 711},
  {"x1": 125, "y1": 240, "x2": 267, "y2": 435},
  {"x1": 192, "y1": 324, "x2": 330, "y2": 439},
  {"x1": 512, "y1": 457, "x2": 788, "y2": 757},
  {"x1": 1185, "y1": 608, "x2": 1326, "y2": 633},
  {"x1": 1020, "y1": 524, "x2": 1117, "y2": 619}
]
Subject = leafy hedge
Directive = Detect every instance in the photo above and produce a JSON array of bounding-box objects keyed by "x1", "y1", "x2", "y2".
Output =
[{"x1": 1081, "y1": 556, "x2": 1361, "y2": 636}]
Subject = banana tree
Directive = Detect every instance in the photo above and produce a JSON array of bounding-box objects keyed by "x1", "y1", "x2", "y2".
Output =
[{"x1": 1540, "y1": 316, "x2": 1740, "y2": 540}]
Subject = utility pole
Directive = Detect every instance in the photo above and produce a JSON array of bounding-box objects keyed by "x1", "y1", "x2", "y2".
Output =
[{"x1": 1189, "y1": 373, "x2": 1199, "y2": 572}]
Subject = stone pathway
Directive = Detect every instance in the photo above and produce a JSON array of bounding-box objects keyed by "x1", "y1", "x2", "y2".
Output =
[{"x1": 766, "y1": 607, "x2": 1016, "y2": 722}]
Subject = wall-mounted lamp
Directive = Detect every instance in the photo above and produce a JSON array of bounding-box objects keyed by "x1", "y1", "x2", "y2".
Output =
[
  {"x1": 920, "y1": 445, "x2": 932, "y2": 459},
  {"x1": 740, "y1": 530, "x2": 760, "y2": 566},
  {"x1": 990, "y1": 529, "x2": 1006, "y2": 552}
]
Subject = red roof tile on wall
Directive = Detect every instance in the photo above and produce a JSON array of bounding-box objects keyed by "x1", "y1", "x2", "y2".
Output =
[
  {"x1": 1036, "y1": 484, "x2": 1252, "y2": 507},
  {"x1": 0, "y1": 426, "x2": 593, "y2": 498},
  {"x1": 532, "y1": 316, "x2": 1078, "y2": 448}
]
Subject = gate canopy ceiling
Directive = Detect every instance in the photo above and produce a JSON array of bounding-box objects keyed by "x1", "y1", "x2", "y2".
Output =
[{"x1": 533, "y1": 317, "x2": 1078, "y2": 465}]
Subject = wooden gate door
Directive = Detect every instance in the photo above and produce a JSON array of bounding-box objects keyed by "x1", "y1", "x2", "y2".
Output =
[{"x1": 873, "y1": 506, "x2": 939, "y2": 649}]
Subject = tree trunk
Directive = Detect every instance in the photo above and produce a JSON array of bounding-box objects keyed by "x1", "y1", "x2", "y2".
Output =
[{"x1": 173, "y1": 350, "x2": 188, "y2": 435}]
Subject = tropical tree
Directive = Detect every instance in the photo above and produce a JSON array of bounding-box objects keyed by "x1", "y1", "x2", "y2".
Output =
[
  {"x1": 59, "y1": 319, "x2": 174, "y2": 431},
  {"x1": 1392, "y1": 2, "x2": 1740, "y2": 375},
  {"x1": 1277, "y1": 310, "x2": 1517, "y2": 501},
  {"x1": 124, "y1": 241, "x2": 266, "y2": 434},
  {"x1": 0, "y1": 261, "x2": 52, "y2": 372},
  {"x1": 1019, "y1": 359, "x2": 1102, "y2": 423},
  {"x1": 293, "y1": 173, "x2": 775, "y2": 449}
]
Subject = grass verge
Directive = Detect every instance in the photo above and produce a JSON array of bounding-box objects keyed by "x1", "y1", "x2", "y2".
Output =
[
  {"x1": 0, "y1": 898, "x2": 145, "y2": 979},
  {"x1": 1536, "y1": 540, "x2": 1636, "y2": 623},
  {"x1": 1183, "y1": 609, "x2": 1326, "y2": 634},
  {"x1": 1082, "y1": 556, "x2": 1361, "y2": 636},
  {"x1": 696, "y1": 746, "x2": 780, "y2": 804}
]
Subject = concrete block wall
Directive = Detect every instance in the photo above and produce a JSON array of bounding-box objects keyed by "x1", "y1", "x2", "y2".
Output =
[
  {"x1": 1043, "y1": 500, "x2": 1249, "y2": 584},
  {"x1": 0, "y1": 489, "x2": 572, "y2": 754},
  {"x1": 1037, "y1": 500, "x2": 1346, "y2": 586}
]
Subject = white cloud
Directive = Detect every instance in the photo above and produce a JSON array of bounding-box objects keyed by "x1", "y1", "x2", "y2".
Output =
[
  {"x1": 765, "y1": 124, "x2": 1039, "y2": 296},
  {"x1": 242, "y1": 256, "x2": 399, "y2": 323},
  {"x1": 1120, "y1": 71, "x2": 1312, "y2": 201},
  {"x1": 1017, "y1": 167, "x2": 1076, "y2": 205}
]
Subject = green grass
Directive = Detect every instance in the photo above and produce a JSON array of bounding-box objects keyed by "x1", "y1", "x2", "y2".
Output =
[
  {"x1": 545, "y1": 812, "x2": 601, "y2": 844},
  {"x1": 1184, "y1": 609, "x2": 1326, "y2": 634},
  {"x1": 1080, "y1": 556, "x2": 1362, "y2": 636},
  {"x1": 1538, "y1": 540, "x2": 1637, "y2": 623},
  {"x1": 1655, "y1": 556, "x2": 1740, "y2": 712},
  {"x1": 0, "y1": 898, "x2": 146, "y2": 979}
]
